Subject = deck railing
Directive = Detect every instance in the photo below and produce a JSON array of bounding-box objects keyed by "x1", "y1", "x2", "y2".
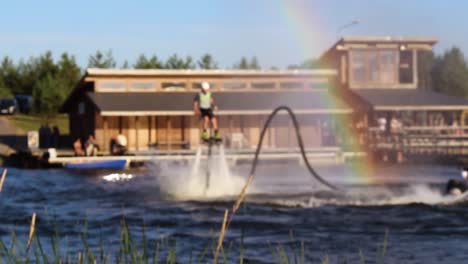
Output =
[{"x1": 368, "y1": 126, "x2": 468, "y2": 155}]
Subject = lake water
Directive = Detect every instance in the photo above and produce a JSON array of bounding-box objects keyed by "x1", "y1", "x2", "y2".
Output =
[{"x1": 0, "y1": 156, "x2": 467, "y2": 263}]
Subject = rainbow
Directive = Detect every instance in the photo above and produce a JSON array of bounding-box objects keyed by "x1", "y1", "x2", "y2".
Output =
[
  {"x1": 279, "y1": 0, "x2": 328, "y2": 60},
  {"x1": 280, "y1": 0, "x2": 376, "y2": 184}
]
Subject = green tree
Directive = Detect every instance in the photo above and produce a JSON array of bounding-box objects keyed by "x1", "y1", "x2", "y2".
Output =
[
  {"x1": 165, "y1": 54, "x2": 194, "y2": 69},
  {"x1": 0, "y1": 56, "x2": 21, "y2": 94},
  {"x1": 288, "y1": 58, "x2": 320, "y2": 69},
  {"x1": 36, "y1": 51, "x2": 59, "y2": 79},
  {"x1": 17, "y1": 58, "x2": 39, "y2": 95},
  {"x1": 301, "y1": 58, "x2": 320, "y2": 69},
  {"x1": 233, "y1": 56, "x2": 249, "y2": 69},
  {"x1": 134, "y1": 54, "x2": 163, "y2": 69},
  {"x1": 0, "y1": 77, "x2": 13, "y2": 97},
  {"x1": 32, "y1": 73, "x2": 67, "y2": 116},
  {"x1": 249, "y1": 56, "x2": 261, "y2": 70},
  {"x1": 121, "y1": 60, "x2": 129, "y2": 69},
  {"x1": 57, "y1": 52, "x2": 82, "y2": 93},
  {"x1": 88, "y1": 50, "x2": 116, "y2": 68},
  {"x1": 432, "y1": 47, "x2": 468, "y2": 97},
  {"x1": 417, "y1": 50, "x2": 435, "y2": 91},
  {"x1": 197, "y1": 53, "x2": 218, "y2": 69}
]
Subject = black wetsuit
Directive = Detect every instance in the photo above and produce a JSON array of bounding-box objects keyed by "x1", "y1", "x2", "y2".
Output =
[{"x1": 446, "y1": 179, "x2": 468, "y2": 194}]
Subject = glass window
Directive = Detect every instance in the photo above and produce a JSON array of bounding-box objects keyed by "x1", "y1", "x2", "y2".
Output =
[
  {"x1": 399, "y1": 51, "x2": 413, "y2": 84},
  {"x1": 379, "y1": 50, "x2": 397, "y2": 83},
  {"x1": 223, "y1": 82, "x2": 247, "y2": 90},
  {"x1": 351, "y1": 49, "x2": 400, "y2": 86},
  {"x1": 98, "y1": 81, "x2": 126, "y2": 91},
  {"x1": 280, "y1": 82, "x2": 304, "y2": 89},
  {"x1": 251, "y1": 82, "x2": 275, "y2": 89},
  {"x1": 162, "y1": 82, "x2": 186, "y2": 91},
  {"x1": 368, "y1": 52, "x2": 379, "y2": 82},
  {"x1": 129, "y1": 81, "x2": 155, "y2": 90},
  {"x1": 350, "y1": 50, "x2": 366, "y2": 83}
]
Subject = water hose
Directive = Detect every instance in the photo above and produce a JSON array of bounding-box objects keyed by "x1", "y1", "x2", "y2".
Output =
[
  {"x1": 231, "y1": 105, "x2": 338, "y2": 216},
  {"x1": 215, "y1": 106, "x2": 340, "y2": 261}
]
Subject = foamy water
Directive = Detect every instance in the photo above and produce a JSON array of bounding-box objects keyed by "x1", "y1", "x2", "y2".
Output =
[
  {"x1": 256, "y1": 184, "x2": 468, "y2": 208},
  {"x1": 150, "y1": 146, "x2": 467, "y2": 207},
  {"x1": 102, "y1": 173, "x2": 134, "y2": 182},
  {"x1": 154, "y1": 145, "x2": 246, "y2": 200}
]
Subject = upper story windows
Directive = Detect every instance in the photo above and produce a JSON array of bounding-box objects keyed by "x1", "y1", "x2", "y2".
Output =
[
  {"x1": 349, "y1": 48, "x2": 416, "y2": 88},
  {"x1": 350, "y1": 49, "x2": 400, "y2": 87},
  {"x1": 94, "y1": 78, "x2": 332, "y2": 92}
]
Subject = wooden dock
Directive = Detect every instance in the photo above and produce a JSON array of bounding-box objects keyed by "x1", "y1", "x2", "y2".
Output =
[{"x1": 47, "y1": 147, "x2": 367, "y2": 167}]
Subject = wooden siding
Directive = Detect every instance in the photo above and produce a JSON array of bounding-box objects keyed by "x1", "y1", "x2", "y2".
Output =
[{"x1": 93, "y1": 113, "x2": 326, "y2": 151}]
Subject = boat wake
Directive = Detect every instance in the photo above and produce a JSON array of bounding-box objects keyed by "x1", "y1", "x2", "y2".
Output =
[{"x1": 243, "y1": 184, "x2": 468, "y2": 208}]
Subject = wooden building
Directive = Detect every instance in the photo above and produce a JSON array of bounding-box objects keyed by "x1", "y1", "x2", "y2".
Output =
[
  {"x1": 61, "y1": 36, "x2": 468, "y2": 153},
  {"x1": 61, "y1": 69, "x2": 352, "y2": 152},
  {"x1": 320, "y1": 36, "x2": 468, "y2": 128}
]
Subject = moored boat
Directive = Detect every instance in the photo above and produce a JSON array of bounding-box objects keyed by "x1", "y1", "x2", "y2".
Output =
[{"x1": 64, "y1": 159, "x2": 128, "y2": 170}]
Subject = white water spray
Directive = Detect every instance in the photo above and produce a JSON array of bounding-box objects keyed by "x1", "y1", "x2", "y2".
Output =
[
  {"x1": 102, "y1": 173, "x2": 134, "y2": 182},
  {"x1": 156, "y1": 145, "x2": 246, "y2": 200}
]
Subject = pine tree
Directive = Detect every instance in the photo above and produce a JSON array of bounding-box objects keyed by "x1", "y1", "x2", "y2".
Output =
[
  {"x1": 198, "y1": 54, "x2": 218, "y2": 69},
  {"x1": 88, "y1": 50, "x2": 116, "y2": 68}
]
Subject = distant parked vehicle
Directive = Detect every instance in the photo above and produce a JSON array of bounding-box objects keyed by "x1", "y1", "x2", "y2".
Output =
[
  {"x1": 15, "y1": 95, "x2": 33, "y2": 114},
  {"x1": 0, "y1": 98, "x2": 17, "y2": 115}
]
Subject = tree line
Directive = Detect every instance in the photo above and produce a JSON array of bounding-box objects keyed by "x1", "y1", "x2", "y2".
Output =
[
  {"x1": 418, "y1": 47, "x2": 468, "y2": 98},
  {"x1": 0, "y1": 51, "x2": 270, "y2": 115},
  {"x1": 0, "y1": 47, "x2": 467, "y2": 115}
]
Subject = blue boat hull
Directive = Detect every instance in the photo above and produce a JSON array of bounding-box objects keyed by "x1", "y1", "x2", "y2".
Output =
[{"x1": 64, "y1": 159, "x2": 127, "y2": 170}]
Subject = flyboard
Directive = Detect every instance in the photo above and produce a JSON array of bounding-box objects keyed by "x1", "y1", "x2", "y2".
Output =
[{"x1": 203, "y1": 136, "x2": 223, "y2": 194}]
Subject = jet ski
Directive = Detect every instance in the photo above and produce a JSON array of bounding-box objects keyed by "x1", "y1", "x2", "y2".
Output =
[{"x1": 445, "y1": 167, "x2": 468, "y2": 196}]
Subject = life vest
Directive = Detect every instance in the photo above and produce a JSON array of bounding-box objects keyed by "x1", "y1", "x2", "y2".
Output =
[{"x1": 199, "y1": 92, "x2": 212, "y2": 109}]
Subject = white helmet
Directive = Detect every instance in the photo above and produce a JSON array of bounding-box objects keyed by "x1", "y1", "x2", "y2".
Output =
[
  {"x1": 462, "y1": 168, "x2": 468, "y2": 180},
  {"x1": 201, "y1": 82, "x2": 210, "y2": 90}
]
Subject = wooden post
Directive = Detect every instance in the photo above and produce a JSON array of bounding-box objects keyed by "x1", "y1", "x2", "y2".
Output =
[
  {"x1": 135, "y1": 116, "x2": 139, "y2": 151},
  {"x1": 167, "y1": 116, "x2": 171, "y2": 150},
  {"x1": 148, "y1": 116, "x2": 152, "y2": 144},
  {"x1": 103, "y1": 117, "x2": 108, "y2": 152},
  {"x1": 155, "y1": 116, "x2": 159, "y2": 143},
  {"x1": 181, "y1": 116, "x2": 185, "y2": 143}
]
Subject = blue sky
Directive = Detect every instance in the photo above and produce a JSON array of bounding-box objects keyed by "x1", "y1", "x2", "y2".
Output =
[{"x1": 0, "y1": 0, "x2": 467, "y2": 69}]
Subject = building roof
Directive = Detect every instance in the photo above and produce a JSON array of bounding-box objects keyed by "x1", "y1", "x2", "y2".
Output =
[
  {"x1": 85, "y1": 68, "x2": 337, "y2": 78},
  {"x1": 319, "y1": 36, "x2": 438, "y2": 64},
  {"x1": 339, "y1": 36, "x2": 438, "y2": 44},
  {"x1": 353, "y1": 89, "x2": 468, "y2": 110},
  {"x1": 86, "y1": 91, "x2": 353, "y2": 116}
]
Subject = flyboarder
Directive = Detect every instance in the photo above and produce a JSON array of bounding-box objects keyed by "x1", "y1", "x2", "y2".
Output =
[
  {"x1": 446, "y1": 167, "x2": 468, "y2": 195},
  {"x1": 193, "y1": 82, "x2": 222, "y2": 142}
]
